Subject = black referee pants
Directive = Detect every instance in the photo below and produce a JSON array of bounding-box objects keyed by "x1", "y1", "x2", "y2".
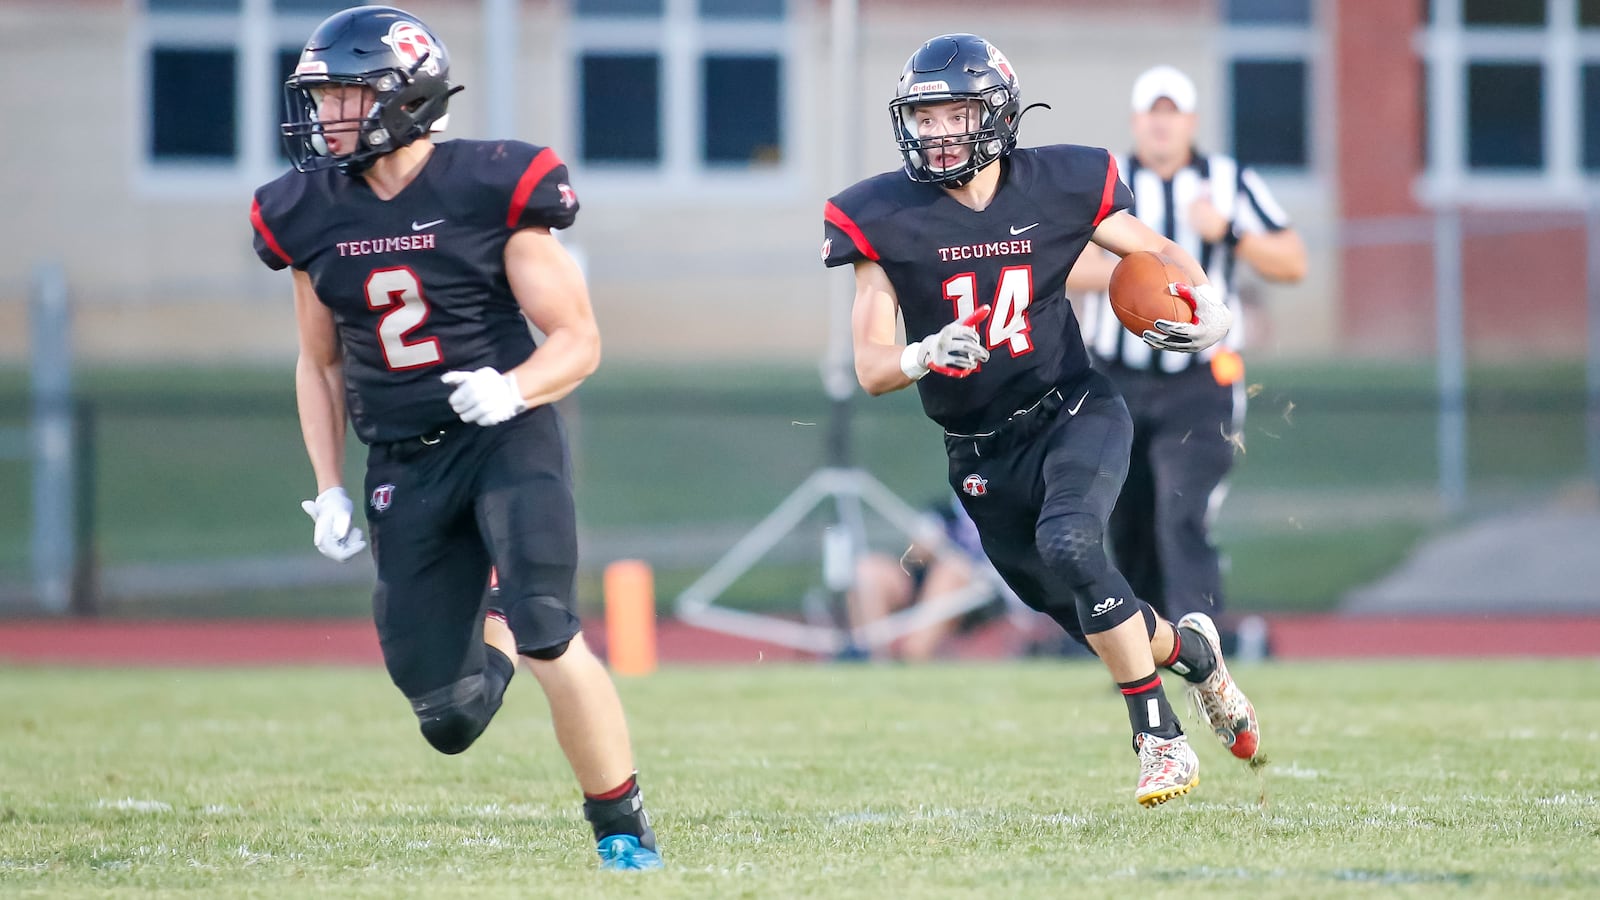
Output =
[{"x1": 1098, "y1": 360, "x2": 1240, "y2": 621}]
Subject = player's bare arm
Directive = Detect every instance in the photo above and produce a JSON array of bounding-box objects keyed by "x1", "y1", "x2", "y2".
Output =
[
  {"x1": 1065, "y1": 245, "x2": 1117, "y2": 294},
  {"x1": 850, "y1": 260, "x2": 990, "y2": 394},
  {"x1": 292, "y1": 268, "x2": 348, "y2": 495},
  {"x1": 503, "y1": 226, "x2": 602, "y2": 408},
  {"x1": 1089, "y1": 209, "x2": 1210, "y2": 288},
  {"x1": 291, "y1": 267, "x2": 366, "y2": 562},
  {"x1": 850, "y1": 260, "x2": 915, "y2": 395},
  {"x1": 439, "y1": 227, "x2": 599, "y2": 427}
]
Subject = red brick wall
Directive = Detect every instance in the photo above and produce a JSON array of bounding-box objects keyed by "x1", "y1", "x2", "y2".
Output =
[
  {"x1": 1459, "y1": 216, "x2": 1590, "y2": 357},
  {"x1": 1336, "y1": 0, "x2": 1589, "y2": 357},
  {"x1": 1337, "y1": 0, "x2": 1429, "y2": 353}
]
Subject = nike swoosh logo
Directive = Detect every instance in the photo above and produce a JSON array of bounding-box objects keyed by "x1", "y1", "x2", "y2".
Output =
[
  {"x1": 411, "y1": 218, "x2": 445, "y2": 231},
  {"x1": 1066, "y1": 391, "x2": 1089, "y2": 416},
  {"x1": 1009, "y1": 223, "x2": 1040, "y2": 235}
]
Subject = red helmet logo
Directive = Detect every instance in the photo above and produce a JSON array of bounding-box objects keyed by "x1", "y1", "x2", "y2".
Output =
[
  {"x1": 383, "y1": 21, "x2": 441, "y2": 76},
  {"x1": 961, "y1": 474, "x2": 987, "y2": 497},
  {"x1": 987, "y1": 43, "x2": 1016, "y2": 85}
]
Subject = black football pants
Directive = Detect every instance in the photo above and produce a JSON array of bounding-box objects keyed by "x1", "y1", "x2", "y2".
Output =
[
  {"x1": 1099, "y1": 360, "x2": 1240, "y2": 622},
  {"x1": 362, "y1": 405, "x2": 582, "y2": 703}
]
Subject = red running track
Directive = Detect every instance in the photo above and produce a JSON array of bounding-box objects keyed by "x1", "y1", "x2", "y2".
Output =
[{"x1": 0, "y1": 615, "x2": 1596, "y2": 667}]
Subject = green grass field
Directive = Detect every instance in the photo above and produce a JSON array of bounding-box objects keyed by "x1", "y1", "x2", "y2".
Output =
[{"x1": 4, "y1": 660, "x2": 1598, "y2": 897}]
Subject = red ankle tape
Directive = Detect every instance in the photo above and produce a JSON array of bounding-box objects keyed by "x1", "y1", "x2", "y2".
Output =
[
  {"x1": 1118, "y1": 674, "x2": 1162, "y2": 696},
  {"x1": 585, "y1": 774, "x2": 636, "y2": 802},
  {"x1": 1161, "y1": 629, "x2": 1183, "y2": 668}
]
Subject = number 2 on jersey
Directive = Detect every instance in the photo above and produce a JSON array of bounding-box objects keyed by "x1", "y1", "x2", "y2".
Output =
[
  {"x1": 943, "y1": 266, "x2": 1033, "y2": 357},
  {"x1": 364, "y1": 267, "x2": 442, "y2": 370}
]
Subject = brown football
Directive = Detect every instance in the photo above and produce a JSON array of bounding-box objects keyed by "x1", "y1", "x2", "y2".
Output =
[{"x1": 1108, "y1": 251, "x2": 1196, "y2": 336}]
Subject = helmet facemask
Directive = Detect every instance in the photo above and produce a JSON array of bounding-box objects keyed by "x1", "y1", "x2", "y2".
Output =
[
  {"x1": 889, "y1": 33, "x2": 1025, "y2": 188},
  {"x1": 282, "y1": 53, "x2": 454, "y2": 175},
  {"x1": 891, "y1": 88, "x2": 1017, "y2": 187}
]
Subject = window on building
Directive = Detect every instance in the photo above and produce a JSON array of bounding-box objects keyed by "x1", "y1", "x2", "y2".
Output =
[
  {"x1": 1419, "y1": 58, "x2": 1431, "y2": 168},
  {"x1": 149, "y1": 0, "x2": 240, "y2": 9},
  {"x1": 149, "y1": 48, "x2": 237, "y2": 160},
  {"x1": 275, "y1": 48, "x2": 302, "y2": 162},
  {"x1": 1466, "y1": 63, "x2": 1543, "y2": 169},
  {"x1": 1420, "y1": 1, "x2": 1600, "y2": 195},
  {"x1": 142, "y1": 0, "x2": 364, "y2": 184},
  {"x1": 581, "y1": 55, "x2": 662, "y2": 164},
  {"x1": 573, "y1": 0, "x2": 792, "y2": 184},
  {"x1": 1223, "y1": 1, "x2": 1316, "y2": 172},
  {"x1": 1224, "y1": 0, "x2": 1311, "y2": 25},
  {"x1": 575, "y1": 0, "x2": 664, "y2": 13},
  {"x1": 702, "y1": 55, "x2": 781, "y2": 166},
  {"x1": 1584, "y1": 64, "x2": 1600, "y2": 171},
  {"x1": 699, "y1": 0, "x2": 783, "y2": 16},
  {"x1": 1230, "y1": 59, "x2": 1308, "y2": 168},
  {"x1": 1462, "y1": 0, "x2": 1545, "y2": 26}
]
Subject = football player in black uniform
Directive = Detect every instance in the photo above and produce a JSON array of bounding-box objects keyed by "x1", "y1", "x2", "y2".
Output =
[
  {"x1": 250, "y1": 6, "x2": 660, "y2": 869},
  {"x1": 823, "y1": 34, "x2": 1260, "y2": 806}
]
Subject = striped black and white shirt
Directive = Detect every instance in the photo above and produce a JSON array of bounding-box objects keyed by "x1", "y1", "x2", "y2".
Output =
[{"x1": 1080, "y1": 150, "x2": 1290, "y2": 373}]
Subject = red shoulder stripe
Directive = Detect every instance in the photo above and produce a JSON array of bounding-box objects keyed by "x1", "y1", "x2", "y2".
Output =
[
  {"x1": 250, "y1": 197, "x2": 293, "y2": 266},
  {"x1": 507, "y1": 147, "x2": 561, "y2": 229},
  {"x1": 824, "y1": 201, "x2": 880, "y2": 262},
  {"x1": 1093, "y1": 153, "x2": 1119, "y2": 226}
]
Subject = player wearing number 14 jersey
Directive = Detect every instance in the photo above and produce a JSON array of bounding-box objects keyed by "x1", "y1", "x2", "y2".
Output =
[
  {"x1": 249, "y1": 5, "x2": 660, "y2": 870},
  {"x1": 823, "y1": 34, "x2": 1258, "y2": 806}
]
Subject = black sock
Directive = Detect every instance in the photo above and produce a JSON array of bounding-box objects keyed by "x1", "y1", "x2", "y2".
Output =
[
  {"x1": 1162, "y1": 622, "x2": 1217, "y2": 684},
  {"x1": 1118, "y1": 672, "x2": 1182, "y2": 748},
  {"x1": 582, "y1": 774, "x2": 657, "y2": 851}
]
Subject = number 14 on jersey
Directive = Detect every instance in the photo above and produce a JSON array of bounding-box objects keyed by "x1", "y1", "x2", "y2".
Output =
[{"x1": 943, "y1": 266, "x2": 1033, "y2": 358}]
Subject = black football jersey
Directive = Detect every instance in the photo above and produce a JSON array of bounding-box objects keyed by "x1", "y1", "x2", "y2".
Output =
[
  {"x1": 822, "y1": 145, "x2": 1131, "y2": 433},
  {"x1": 250, "y1": 139, "x2": 579, "y2": 444}
]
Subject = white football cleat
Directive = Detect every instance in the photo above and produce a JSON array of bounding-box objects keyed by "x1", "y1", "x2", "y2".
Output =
[
  {"x1": 1134, "y1": 732, "x2": 1199, "y2": 807},
  {"x1": 1178, "y1": 612, "x2": 1261, "y2": 761}
]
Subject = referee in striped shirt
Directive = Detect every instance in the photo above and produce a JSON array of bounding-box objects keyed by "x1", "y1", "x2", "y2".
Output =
[{"x1": 1068, "y1": 65, "x2": 1307, "y2": 624}]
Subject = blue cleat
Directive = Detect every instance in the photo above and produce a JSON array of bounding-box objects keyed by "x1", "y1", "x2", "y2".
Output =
[{"x1": 597, "y1": 834, "x2": 663, "y2": 871}]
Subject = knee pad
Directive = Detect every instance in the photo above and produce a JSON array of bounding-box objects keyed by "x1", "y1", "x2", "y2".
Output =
[
  {"x1": 523, "y1": 638, "x2": 571, "y2": 661},
  {"x1": 410, "y1": 651, "x2": 514, "y2": 755},
  {"x1": 497, "y1": 593, "x2": 581, "y2": 657},
  {"x1": 1037, "y1": 511, "x2": 1108, "y2": 587}
]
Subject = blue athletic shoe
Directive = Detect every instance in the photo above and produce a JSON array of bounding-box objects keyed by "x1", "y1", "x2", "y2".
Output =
[{"x1": 597, "y1": 834, "x2": 663, "y2": 871}]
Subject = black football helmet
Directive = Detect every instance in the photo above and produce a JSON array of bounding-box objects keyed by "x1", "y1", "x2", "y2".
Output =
[
  {"x1": 281, "y1": 5, "x2": 462, "y2": 174},
  {"x1": 890, "y1": 34, "x2": 1024, "y2": 187}
]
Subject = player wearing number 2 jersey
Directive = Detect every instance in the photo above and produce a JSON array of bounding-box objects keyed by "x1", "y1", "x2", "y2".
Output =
[
  {"x1": 824, "y1": 33, "x2": 1259, "y2": 806},
  {"x1": 249, "y1": 5, "x2": 660, "y2": 870}
]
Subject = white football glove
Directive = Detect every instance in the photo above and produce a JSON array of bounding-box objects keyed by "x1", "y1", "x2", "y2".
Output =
[
  {"x1": 441, "y1": 367, "x2": 528, "y2": 426},
  {"x1": 901, "y1": 304, "x2": 992, "y2": 380},
  {"x1": 300, "y1": 486, "x2": 367, "y2": 562},
  {"x1": 1142, "y1": 283, "x2": 1233, "y2": 354}
]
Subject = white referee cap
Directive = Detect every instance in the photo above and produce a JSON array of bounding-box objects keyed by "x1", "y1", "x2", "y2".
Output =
[{"x1": 1131, "y1": 65, "x2": 1197, "y2": 113}]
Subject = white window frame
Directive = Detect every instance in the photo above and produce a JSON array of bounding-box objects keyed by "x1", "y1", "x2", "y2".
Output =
[
  {"x1": 1416, "y1": 0, "x2": 1600, "y2": 208},
  {"x1": 130, "y1": 0, "x2": 343, "y2": 199},
  {"x1": 1219, "y1": 1, "x2": 1327, "y2": 197},
  {"x1": 567, "y1": 0, "x2": 805, "y2": 205}
]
